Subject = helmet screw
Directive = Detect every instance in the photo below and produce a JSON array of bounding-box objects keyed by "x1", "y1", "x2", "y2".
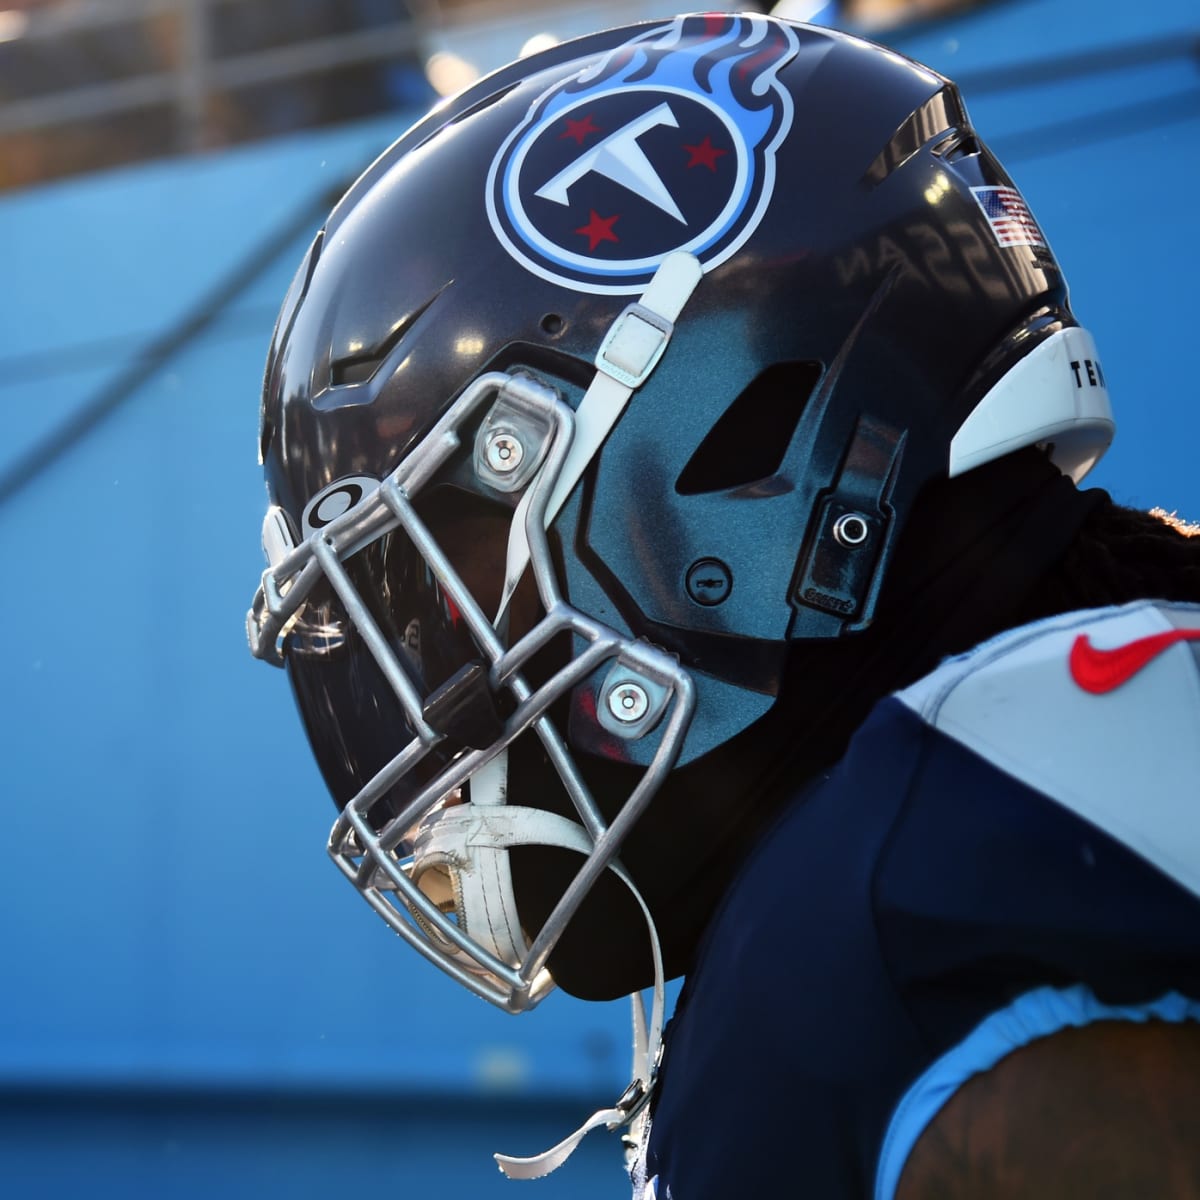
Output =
[
  {"x1": 832, "y1": 513, "x2": 871, "y2": 548},
  {"x1": 606, "y1": 681, "x2": 650, "y2": 724},
  {"x1": 484, "y1": 430, "x2": 524, "y2": 474}
]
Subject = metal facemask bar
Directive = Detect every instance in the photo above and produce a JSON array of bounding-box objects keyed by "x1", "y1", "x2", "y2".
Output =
[{"x1": 247, "y1": 254, "x2": 703, "y2": 1017}]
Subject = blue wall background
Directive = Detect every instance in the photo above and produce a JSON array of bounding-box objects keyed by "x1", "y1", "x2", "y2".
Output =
[{"x1": 0, "y1": 0, "x2": 1196, "y2": 1195}]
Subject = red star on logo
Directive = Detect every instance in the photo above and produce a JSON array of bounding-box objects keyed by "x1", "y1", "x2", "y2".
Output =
[
  {"x1": 561, "y1": 114, "x2": 600, "y2": 145},
  {"x1": 683, "y1": 136, "x2": 728, "y2": 171},
  {"x1": 575, "y1": 210, "x2": 620, "y2": 252}
]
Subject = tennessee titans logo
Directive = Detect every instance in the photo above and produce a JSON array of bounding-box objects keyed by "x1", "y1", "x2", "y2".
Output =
[{"x1": 486, "y1": 14, "x2": 800, "y2": 294}]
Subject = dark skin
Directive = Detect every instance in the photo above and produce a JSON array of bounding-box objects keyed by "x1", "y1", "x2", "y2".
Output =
[{"x1": 897, "y1": 1022, "x2": 1200, "y2": 1199}]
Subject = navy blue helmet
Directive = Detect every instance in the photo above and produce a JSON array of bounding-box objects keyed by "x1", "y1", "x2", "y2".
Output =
[{"x1": 248, "y1": 13, "x2": 1113, "y2": 1012}]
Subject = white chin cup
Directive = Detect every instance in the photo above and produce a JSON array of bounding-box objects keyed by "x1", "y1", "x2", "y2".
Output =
[{"x1": 411, "y1": 804, "x2": 531, "y2": 970}]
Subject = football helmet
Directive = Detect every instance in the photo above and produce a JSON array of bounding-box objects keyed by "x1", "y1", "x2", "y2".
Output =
[{"x1": 248, "y1": 13, "x2": 1114, "y2": 1029}]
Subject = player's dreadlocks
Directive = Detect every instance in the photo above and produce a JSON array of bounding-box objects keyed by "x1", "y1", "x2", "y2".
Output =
[{"x1": 1015, "y1": 502, "x2": 1200, "y2": 620}]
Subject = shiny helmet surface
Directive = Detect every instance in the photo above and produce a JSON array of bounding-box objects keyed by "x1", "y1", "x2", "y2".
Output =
[{"x1": 248, "y1": 11, "x2": 1113, "y2": 1015}]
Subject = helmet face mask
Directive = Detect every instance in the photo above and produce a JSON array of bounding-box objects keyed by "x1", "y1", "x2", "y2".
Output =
[
  {"x1": 250, "y1": 369, "x2": 696, "y2": 1009},
  {"x1": 249, "y1": 12, "x2": 1114, "y2": 1009}
]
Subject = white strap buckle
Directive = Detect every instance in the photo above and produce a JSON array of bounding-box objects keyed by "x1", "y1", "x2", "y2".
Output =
[
  {"x1": 596, "y1": 303, "x2": 675, "y2": 389},
  {"x1": 496, "y1": 251, "x2": 703, "y2": 620}
]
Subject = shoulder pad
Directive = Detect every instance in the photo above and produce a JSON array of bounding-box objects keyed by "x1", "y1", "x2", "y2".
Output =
[{"x1": 897, "y1": 601, "x2": 1200, "y2": 899}]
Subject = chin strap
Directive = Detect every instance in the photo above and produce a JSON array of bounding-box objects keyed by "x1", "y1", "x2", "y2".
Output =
[
  {"x1": 491, "y1": 809, "x2": 665, "y2": 1180},
  {"x1": 412, "y1": 802, "x2": 665, "y2": 1179},
  {"x1": 418, "y1": 256, "x2": 697, "y2": 1169},
  {"x1": 497, "y1": 250, "x2": 703, "y2": 620},
  {"x1": 411, "y1": 751, "x2": 534, "y2": 970}
]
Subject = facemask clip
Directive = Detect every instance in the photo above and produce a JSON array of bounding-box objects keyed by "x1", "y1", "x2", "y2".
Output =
[{"x1": 474, "y1": 381, "x2": 557, "y2": 494}]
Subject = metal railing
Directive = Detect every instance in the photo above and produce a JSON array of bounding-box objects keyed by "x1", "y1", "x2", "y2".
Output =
[
  {"x1": 0, "y1": 0, "x2": 440, "y2": 186},
  {"x1": 0, "y1": 0, "x2": 738, "y2": 188}
]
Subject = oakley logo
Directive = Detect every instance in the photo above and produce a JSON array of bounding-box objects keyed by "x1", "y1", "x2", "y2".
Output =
[
  {"x1": 1069, "y1": 628, "x2": 1200, "y2": 695},
  {"x1": 301, "y1": 474, "x2": 378, "y2": 538}
]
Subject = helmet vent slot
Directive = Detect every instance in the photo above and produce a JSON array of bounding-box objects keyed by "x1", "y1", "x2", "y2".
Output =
[
  {"x1": 332, "y1": 356, "x2": 382, "y2": 386},
  {"x1": 934, "y1": 130, "x2": 981, "y2": 162},
  {"x1": 674, "y1": 361, "x2": 822, "y2": 495},
  {"x1": 862, "y1": 87, "x2": 968, "y2": 187},
  {"x1": 330, "y1": 293, "x2": 442, "y2": 387}
]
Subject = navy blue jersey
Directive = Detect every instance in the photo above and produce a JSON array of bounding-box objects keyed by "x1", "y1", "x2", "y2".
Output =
[{"x1": 636, "y1": 601, "x2": 1200, "y2": 1199}]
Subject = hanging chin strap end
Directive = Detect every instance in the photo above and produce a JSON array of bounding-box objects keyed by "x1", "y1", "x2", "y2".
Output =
[
  {"x1": 493, "y1": 1075, "x2": 654, "y2": 1180},
  {"x1": 494, "y1": 1101, "x2": 627, "y2": 1181},
  {"x1": 477, "y1": 808, "x2": 666, "y2": 1181}
]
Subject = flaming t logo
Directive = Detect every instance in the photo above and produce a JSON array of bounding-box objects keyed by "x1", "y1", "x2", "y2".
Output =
[{"x1": 486, "y1": 14, "x2": 800, "y2": 294}]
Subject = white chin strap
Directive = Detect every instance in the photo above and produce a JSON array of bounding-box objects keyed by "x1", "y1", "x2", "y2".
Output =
[
  {"x1": 411, "y1": 794, "x2": 666, "y2": 1180},
  {"x1": 411, "y1": 751, "x2": 531, "y2": 970},
  {"x1": 497, "y1": 250, "x2": 704, "y2": 620},
  {"x1": 410, "y1": 254, "x2": 699, "y2": 1173}
]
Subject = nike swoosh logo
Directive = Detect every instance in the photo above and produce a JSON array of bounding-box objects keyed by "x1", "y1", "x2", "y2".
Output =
[{"x1": 1069, "y1": 627, "x2": 1200, "y2": 694}]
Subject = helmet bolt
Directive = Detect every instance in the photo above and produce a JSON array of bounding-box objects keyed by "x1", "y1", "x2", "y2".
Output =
[
  {"x1": 484, "y1": 430, "x2": 524, "y2": 474},
  {"x1": 606, "y1": 682, "x2": 650, "y2": 724},
  {"x1": 832, "y1": 513, "x2": 871, "y2": 548}
]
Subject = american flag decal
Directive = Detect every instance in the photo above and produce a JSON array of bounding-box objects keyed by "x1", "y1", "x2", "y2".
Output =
[{"x1": 971, "y1": 185, "x2": 1047, "y2": 248}]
